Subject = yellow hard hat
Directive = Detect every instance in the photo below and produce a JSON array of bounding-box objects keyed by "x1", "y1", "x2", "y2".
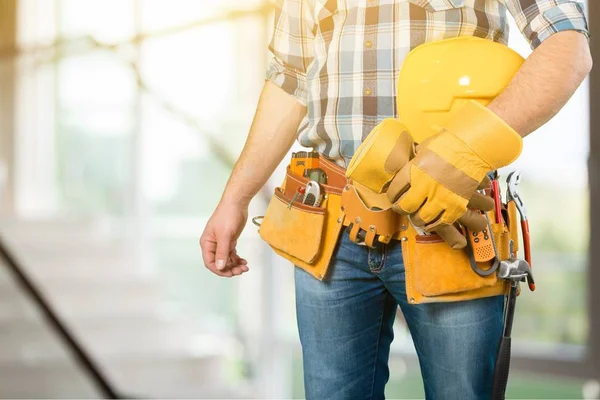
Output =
[{"x1": 397, "y1": 36, "x2": 524, "y2": 143}]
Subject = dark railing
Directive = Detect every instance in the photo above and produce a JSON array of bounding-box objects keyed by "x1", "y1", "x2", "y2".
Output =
[{"x1": 0, "y1": 235, "x2": 122, "y2": 399}]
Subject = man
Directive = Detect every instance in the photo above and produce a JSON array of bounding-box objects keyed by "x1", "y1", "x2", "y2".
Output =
[{"x1": 200, "y1": 0, "x2": 591, "y2": 398}]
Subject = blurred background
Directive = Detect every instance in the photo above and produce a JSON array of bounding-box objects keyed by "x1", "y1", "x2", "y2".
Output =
[{"x1": 0, "y1": 0, "x2": 598, "y2": 398}]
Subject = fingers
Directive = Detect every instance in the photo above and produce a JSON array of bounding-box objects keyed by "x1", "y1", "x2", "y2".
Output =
[
  {"x1": 413, "y1": 202, "x2": 444, "y2": 226},
  {"x1": 392, "y1": 188, "x2": 426, "y2": 215},
  {"x1": 457, "y1": 209, "x2": 489, "y2": 232},
  {"x1": 223, "y1": 251, "x2": 249, "y2": 277},
  {"x1": 386, "y1": 164, "x2": 411, "y2": 203},
  {"x1": 230, "y1": 264, "x2": 249, "y2": 276},
  {"x1": 200, "y1": 231, "x2": 248, "y2": 278},
  {"x1": 227, "y1": 249, "x2": 249, "y2": 270},
  {"x1": 467, "y1": 192, "x2": 495, "y2": 212},
  {"x1": 411, "y1": 213, "x2": 426, "y2": 227},
  {"x1": 229, "y1": 252, "x2": 248, "y2": 267},
  {"x1": 220, "y1": 251, "x2": 249, "y2": 277},
  {"x1": 208, "y1": 252, "x2": 249, "y2": 278},
  {"x1": 434, "y1": 224, "x2": 468, "y2": 249},
  {"x1": 478, "y1": 175, "x2": 492, "y2": 190}
]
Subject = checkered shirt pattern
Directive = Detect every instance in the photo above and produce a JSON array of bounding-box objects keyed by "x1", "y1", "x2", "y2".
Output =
[{"x1": 266, "y1": 0, "x2": 589, "y2": 167}]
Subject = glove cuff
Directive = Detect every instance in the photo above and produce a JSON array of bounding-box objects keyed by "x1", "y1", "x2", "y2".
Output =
[{"x1": 445, "y1": 100, "x2": 523, "y2": 168}]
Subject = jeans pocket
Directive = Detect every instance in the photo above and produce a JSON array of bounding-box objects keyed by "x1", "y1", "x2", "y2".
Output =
[{"x1": 407, "y1": 0, "x2": 465, "y2": 12}]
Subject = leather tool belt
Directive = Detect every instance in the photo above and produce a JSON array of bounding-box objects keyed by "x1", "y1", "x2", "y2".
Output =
[{"x1": 256, "y1": 152, "x2": 517, "y2": 304}]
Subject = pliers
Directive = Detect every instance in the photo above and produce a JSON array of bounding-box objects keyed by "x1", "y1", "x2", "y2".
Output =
[{"x1": 506, "y1": 171, "x2": 535, "y2": 292}]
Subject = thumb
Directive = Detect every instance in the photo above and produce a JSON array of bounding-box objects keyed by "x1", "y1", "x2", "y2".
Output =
[{"x1": 215, "y1": 233, "x2": 233, "y2": 270}]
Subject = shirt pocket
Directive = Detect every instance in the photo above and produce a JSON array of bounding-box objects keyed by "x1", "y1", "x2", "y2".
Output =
[{"x1": 407, "y1": 0, "x2": 465, "y2": 12}]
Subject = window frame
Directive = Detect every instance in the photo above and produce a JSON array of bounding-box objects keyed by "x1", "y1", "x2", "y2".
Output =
[{"x1": 588, "y1": 0, "x2": 600, "y2": 381}]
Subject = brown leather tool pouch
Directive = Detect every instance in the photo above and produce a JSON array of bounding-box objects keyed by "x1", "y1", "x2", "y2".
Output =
[
  {"x1": 260, "y1": 188, "x2": 327, "y2": 264},
  {"x1": 403, "y1": 211, "x2": 510, "y2": 304},
  {"x1": 257, "y1": 157, "x2": 346, "y2": 280}
]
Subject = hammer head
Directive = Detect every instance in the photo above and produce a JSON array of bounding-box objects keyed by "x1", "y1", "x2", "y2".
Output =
[{"x1": 497, "y1": 258, "x2": 531, "y2": 281}]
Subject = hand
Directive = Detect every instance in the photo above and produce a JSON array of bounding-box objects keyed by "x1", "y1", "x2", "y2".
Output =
[
  {"x1": 200, "y1": 201, "x2": 249, "y2": 278},
  {"x1": 411, "y1": 177, "x2": 495, "y2": 249},
  {"x1": 386, "y1": 101, "x2": 522, "y2": 247},
  {"x1": 347, "y1": 116, "x2": 496, "y2": 248}
]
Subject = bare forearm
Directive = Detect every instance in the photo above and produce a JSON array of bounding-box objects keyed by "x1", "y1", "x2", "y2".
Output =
[
  {"x1": 489, "y1": 31, "x2": 592, "y2": 137},
  {"x1": 221, "y1": 81, "x2": 307, "y2": 207}
]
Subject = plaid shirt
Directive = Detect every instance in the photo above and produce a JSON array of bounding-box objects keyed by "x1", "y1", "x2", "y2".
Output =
[{"x1": 266, "y1": 0, "x2": 589, "y2": 167}]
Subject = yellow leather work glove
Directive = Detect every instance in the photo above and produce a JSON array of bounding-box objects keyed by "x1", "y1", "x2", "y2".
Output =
[
  {"x1": 410, "y1": 176, "x2": 495, "y2": 249},
  {"x1": 347, "y1": 116, "x2": 498, "y2": 249},
  {"x1": 346, "y1": 118, "x2": 414, "y2": 194},
  {"x1": 386, "y1": 100, "x2": 523, "y2": 248}
]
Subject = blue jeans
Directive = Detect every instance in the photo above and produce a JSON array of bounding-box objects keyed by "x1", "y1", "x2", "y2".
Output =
[{"x1": 295, "y1": 233, "x2": 504, "y2": 400}]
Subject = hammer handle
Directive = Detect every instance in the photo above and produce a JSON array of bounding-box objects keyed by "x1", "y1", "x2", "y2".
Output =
[{"x1": 491, "y1": 336, "x2": 512, "y2": 400}]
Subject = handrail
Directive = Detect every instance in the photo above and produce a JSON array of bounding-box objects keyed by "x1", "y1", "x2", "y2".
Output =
[{"x1": 0, "y1": 234, "x2": 122, "y2": 399}]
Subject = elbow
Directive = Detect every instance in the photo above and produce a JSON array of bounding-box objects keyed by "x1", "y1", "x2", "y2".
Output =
[
  {"x1": 579, "y1": 36, "x2": 593, "y2": 78},
  {"x1": 585, "y1": 53, "x2": 594, "y2": 76},
  {"x1": 583, "y1": 48, "x2": 593, "y2": 77}
]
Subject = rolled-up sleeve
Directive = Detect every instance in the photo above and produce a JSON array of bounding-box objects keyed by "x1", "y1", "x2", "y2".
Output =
[
  {"x1": 501, "y1": 0, "x2": 589, "y2": 49},
  {"x1": 267, "y1": 0, "x2": 316, "y2": 106}
]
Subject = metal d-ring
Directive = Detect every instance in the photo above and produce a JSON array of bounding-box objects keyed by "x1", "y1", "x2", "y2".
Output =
[{"x1": 252, "y1": 216, "x2": 264, "y2": 227}]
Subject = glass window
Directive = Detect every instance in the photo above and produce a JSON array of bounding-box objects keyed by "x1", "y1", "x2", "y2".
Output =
[{"x1": 503, "y1": 14, "x2": 590, "y2": 348}]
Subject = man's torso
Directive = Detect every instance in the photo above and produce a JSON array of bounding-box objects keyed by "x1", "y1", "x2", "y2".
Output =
[{"x1": 299, "y1": 0, "x2": 510, "y2": 166}]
